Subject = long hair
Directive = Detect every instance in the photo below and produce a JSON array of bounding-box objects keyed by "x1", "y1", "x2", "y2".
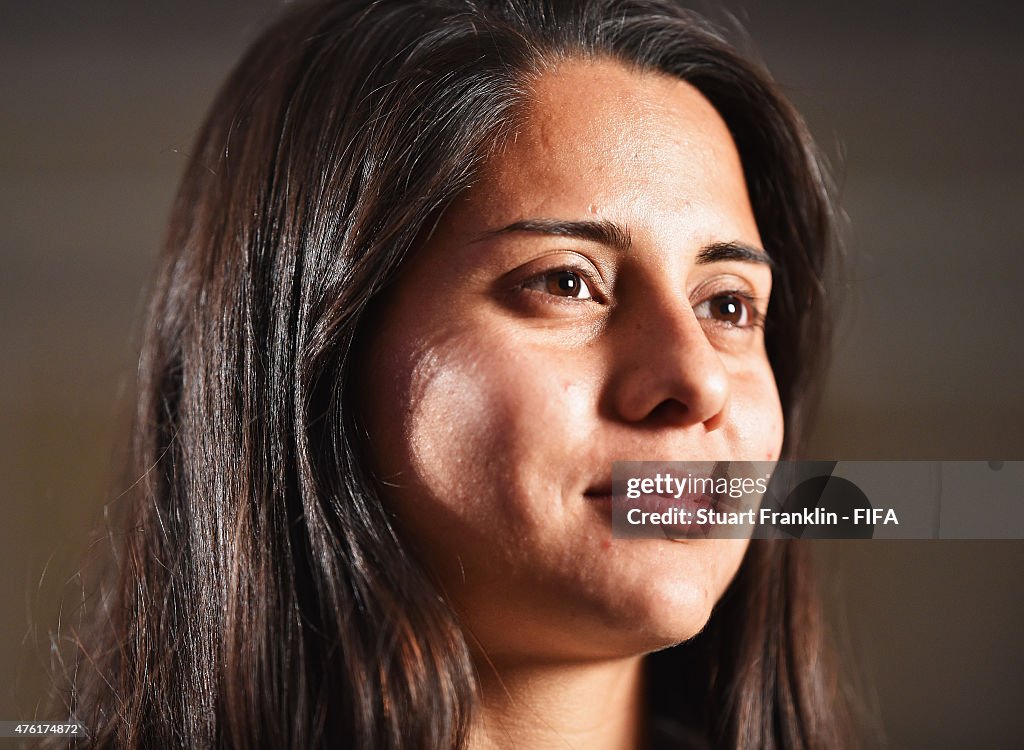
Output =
[{"x1": 59, "y1": 1, "x2": 847, "y2": 747}]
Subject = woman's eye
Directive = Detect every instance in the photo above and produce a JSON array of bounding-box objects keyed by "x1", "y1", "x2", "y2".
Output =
[
  {"x1": 694, "y1": 293, "x2": 760, "y2": 327},
  {"x1": 524, "y1": 270, "x2": 594, "y2": 300}
]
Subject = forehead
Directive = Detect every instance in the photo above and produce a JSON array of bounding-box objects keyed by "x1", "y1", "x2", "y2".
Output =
[{"x1": 467, "y1": 57, "x2": 757, "y2": 245}]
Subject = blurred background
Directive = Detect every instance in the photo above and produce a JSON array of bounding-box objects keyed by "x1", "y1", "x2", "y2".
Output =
[{"x1": 2, "y1": 1, "x2": 1022, "y2": 747}]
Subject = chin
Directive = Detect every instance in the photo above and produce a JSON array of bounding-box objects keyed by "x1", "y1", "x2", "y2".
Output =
[{"x1": 582, "y1": 538, "x2": 748, "y2": 656}]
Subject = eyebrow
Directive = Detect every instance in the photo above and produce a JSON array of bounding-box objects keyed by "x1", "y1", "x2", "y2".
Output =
[
  {"x1": 477, "y1": 219, "x2": 773, "y2": 269},
  {"x1": 696, "y1": 241, "x2": 774, "y2": 269},
  {"x1": 478, "y1": 219, "x2": 632, "y2": 252}
]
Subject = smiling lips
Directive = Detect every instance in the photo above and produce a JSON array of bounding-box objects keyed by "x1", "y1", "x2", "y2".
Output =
[{"x1": 584, "y1": 479, "x2": 719, "y2": 512}]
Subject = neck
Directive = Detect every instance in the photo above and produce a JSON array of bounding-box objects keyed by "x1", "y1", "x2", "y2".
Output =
[{"x1": 467, "y1": 654, "x2": 646, "y2": 750}]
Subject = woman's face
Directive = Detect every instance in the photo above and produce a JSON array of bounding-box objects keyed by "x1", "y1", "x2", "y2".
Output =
[{"x1": 361, "y1": 59, "x2": 783, "y2": 660}]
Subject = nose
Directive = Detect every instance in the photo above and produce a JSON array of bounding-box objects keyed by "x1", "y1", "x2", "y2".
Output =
[{"x1": 606, "y1": 290, "x2": 730, "y2": 430}]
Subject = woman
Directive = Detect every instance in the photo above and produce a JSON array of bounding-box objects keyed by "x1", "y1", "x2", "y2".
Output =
[{"x1": 64, "y1": 0, "x2": 851, "y2": 747}]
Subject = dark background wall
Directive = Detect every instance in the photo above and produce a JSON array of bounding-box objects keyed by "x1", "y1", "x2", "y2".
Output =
[{"x1": 2, "y1": 1, "x2": 1022, "y2": 747}]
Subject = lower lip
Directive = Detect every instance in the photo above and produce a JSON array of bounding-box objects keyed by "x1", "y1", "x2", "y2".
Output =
[{"x1": 585, "y1": 491, "x2": 718, "y2": 538}]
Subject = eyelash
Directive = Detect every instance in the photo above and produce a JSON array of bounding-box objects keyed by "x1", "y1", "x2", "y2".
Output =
[
  {"x1": 519, "y1": 269, "x2": 766, "y2": 330},
  {"x1": 693, "y1": 289, "x2": 765, "y2": 330},
  {"x1": 520, "y1": 267, "x2": 603, "y2": 303}
]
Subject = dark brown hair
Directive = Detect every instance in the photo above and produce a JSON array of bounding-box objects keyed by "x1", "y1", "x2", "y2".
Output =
[{"x1": 58, "y1": 1, "x2": 848, "y2": 747}]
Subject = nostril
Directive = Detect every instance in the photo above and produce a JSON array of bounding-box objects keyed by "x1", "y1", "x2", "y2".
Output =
[
  {"x1": 645, "y1": 399, "x2": 690, "y2": 426},
  {"x1": 643, "y1": 397, "x2": 728, "y2": 431}
]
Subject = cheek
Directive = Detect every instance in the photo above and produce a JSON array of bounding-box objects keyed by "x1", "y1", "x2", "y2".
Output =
[
  {"x1": 729, "y1": 363, "x2": 785, "y2": 461},
  {"x1": 405, "y1": 346, "x2": 506, "y2": 505},
  {"x1": 374, "y1": 331, "x2": 593, "y2": 524}
]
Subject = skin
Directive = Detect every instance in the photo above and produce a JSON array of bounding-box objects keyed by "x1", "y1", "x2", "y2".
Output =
[{"x1": 361, "y1": 59, "x2": 784, "y2": 748}]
